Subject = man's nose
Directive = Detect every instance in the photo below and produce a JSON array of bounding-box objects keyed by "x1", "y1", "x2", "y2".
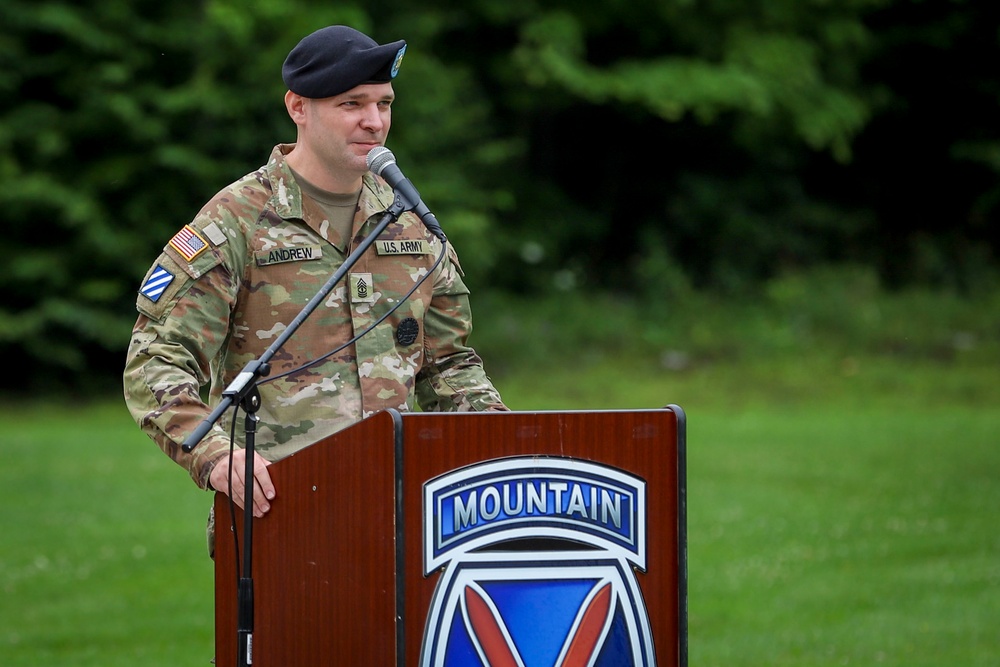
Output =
[{"x1": 360, "y1": 104, "x2": 385, "y2": 130}]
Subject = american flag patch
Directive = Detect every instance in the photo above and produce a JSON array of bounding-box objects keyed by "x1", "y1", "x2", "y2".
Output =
[
  {"x1": 140, "y1": 265, "x2": 174, "y2": 302},
  {"x1": 168, "y1": 225, "x2": 208, "y2": 261}
]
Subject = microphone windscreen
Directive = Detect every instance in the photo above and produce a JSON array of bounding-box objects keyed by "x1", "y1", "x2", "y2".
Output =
[{"x1": 366, "y1": 146, "x2": 396, "y2": 175}]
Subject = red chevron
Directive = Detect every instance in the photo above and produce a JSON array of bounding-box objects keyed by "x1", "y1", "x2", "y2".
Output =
[
  {"x1": 558, "y1": 582, "x2": 613, "y2": 667},
  {"x1": 465, "y1": 585, "x2": 521, "y2": 667}
]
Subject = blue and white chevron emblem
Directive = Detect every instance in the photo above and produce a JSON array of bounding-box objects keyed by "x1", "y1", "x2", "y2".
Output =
[{"x1": 139, "y1": 264, "x2": 174, "y2": 302}]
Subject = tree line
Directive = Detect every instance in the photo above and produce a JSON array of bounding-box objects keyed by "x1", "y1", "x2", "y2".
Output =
[{"x1": 1, "y1": 0, "x2": 997, "y2": 391}]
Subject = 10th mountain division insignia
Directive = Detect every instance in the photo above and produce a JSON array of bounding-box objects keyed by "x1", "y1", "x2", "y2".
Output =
[{"x1": 421, "y1": 457, "x2": 656, "y2": 667}]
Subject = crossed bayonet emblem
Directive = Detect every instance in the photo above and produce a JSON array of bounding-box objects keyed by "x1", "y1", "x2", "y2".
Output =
[{"x1": 462, "y1": 579, "x2": 614, "y2": 667}]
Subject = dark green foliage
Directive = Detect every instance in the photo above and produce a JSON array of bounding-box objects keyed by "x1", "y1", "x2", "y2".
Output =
[
  {"x1": 1, "y1": 0, "x2": 997, "y2": 391},
  {"x1": 0, "y1": 0, "x2": 375, "y2": 390}
]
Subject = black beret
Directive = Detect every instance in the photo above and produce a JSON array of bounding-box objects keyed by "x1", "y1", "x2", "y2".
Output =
[{"x1": 282, "y1": 25, "x2": 407, "y2": 99}]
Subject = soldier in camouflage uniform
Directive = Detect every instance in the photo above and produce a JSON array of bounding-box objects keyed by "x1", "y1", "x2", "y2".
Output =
[{"x1": 123, "y1": 26, "x2": 507, "y2": 529}]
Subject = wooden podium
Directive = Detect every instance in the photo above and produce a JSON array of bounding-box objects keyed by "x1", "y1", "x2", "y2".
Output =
[{"x1": 213, "y1": 407, "x2": 687, "y2": 666}]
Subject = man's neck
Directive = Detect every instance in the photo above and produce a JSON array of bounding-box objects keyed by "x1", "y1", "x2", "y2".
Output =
[{"x1": 285, "y1": 146, "x2": 363, "y2": 194}]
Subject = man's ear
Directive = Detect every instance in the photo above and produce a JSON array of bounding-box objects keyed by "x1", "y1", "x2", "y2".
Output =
[{"x1": 284, "y1": 90, "x2": 307, "y2": 125}]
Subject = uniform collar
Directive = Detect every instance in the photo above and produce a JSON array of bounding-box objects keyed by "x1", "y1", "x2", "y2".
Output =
[{"x1": 265, "y1": 143, "x2": 399, "y2": 250}]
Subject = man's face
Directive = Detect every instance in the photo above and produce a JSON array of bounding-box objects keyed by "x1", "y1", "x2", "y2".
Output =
[{"x1": 300, "y1": 82, "x2": 395, "y2": 177}]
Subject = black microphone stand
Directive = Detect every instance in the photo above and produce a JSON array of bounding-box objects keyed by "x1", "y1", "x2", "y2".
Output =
[{"x1": 181, "y1": 194, "x2": 411, "y2": 667}]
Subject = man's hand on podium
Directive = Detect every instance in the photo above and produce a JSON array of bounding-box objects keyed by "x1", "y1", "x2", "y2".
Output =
[{"x1": 209, "y1": 450, "x2": 276, "y2": 518}]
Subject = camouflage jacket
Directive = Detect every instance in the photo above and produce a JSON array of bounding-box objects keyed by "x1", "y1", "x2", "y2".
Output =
[{"x1": 124, "y1": 144, "x2": 507, "y2": 489}]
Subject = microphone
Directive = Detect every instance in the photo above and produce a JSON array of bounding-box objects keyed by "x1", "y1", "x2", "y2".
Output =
[{"x1": 366, "y1": 146, "x2": 447, "y2": 241}]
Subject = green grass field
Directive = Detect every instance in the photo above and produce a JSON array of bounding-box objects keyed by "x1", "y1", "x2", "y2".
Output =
[
  {"x1": 3, "y1": 284, "x2": 998, "y2": 665},
  {"x1": 502, "y1": 350, "x2": 1000, "y2": 666}
]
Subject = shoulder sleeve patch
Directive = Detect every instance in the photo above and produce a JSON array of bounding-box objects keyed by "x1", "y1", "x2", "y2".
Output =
[
  {"x1": 138, "y1": 264, "x2": 175, "y2": 303},
  {"x1": 135, "y1": 254, "x2": 201, "y2": 322}
]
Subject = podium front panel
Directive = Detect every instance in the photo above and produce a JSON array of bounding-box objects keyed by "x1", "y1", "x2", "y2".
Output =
[
  {"x1": 213, "y1": 407, "x2": 685, "y2": 666},
  {"x1": 399, "y1": 408, "x2": 685, "y2": 667}
]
